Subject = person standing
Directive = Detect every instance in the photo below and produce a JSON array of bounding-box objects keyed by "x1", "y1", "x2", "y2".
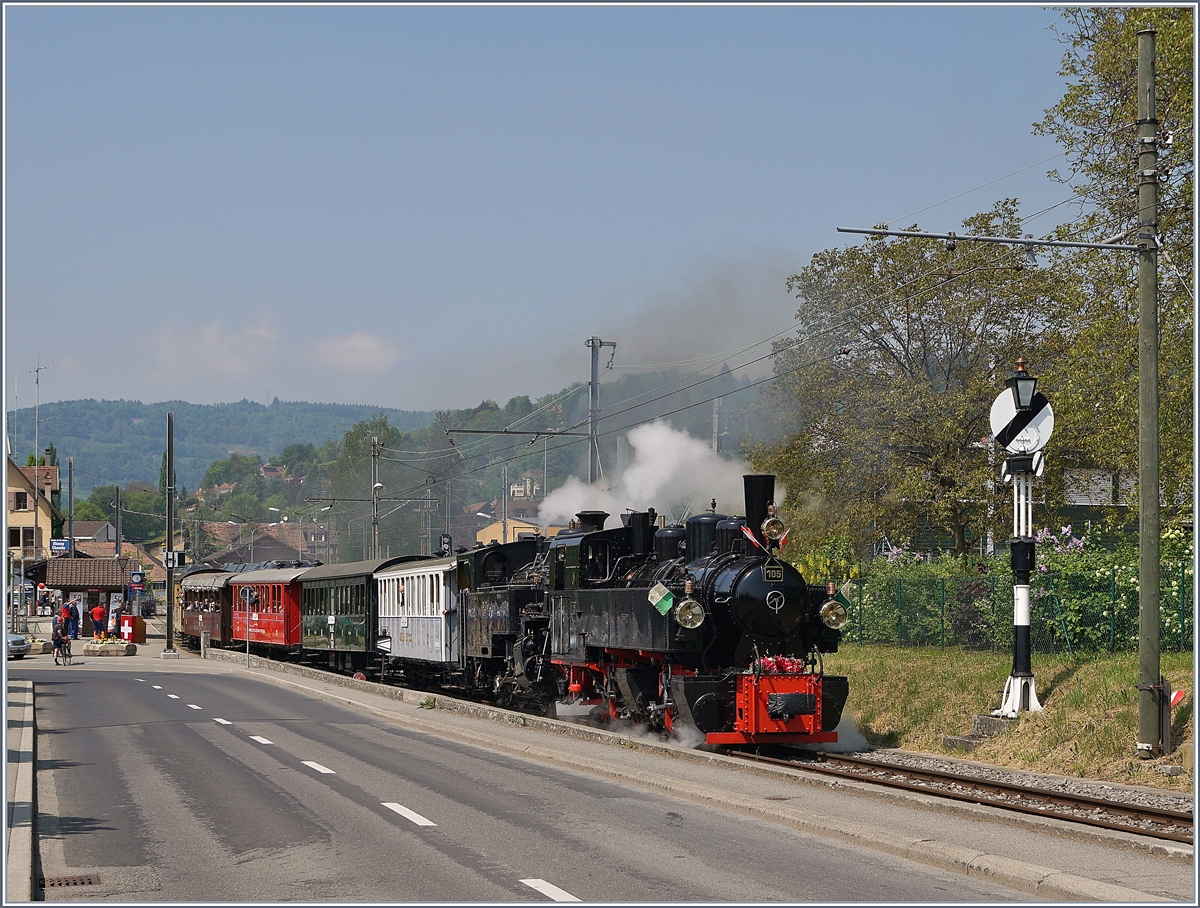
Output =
[
  {"x1": 68, "y1": 597, "x2": 80, "y2": 639},
  {"x1": 61, "y1": 601, "x2": 71, "y2": 638},
  {"x1": 91, "y1": 601, "x2": 107, "y2": 641}
]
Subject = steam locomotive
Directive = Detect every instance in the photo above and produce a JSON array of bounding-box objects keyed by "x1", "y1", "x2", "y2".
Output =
[{"x1": 178, "y1": 474, "x2": 849, "y2": 747}]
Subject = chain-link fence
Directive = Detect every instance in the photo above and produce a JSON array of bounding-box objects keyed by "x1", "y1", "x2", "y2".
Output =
[{"x1": 830, "y1": 562, "x2": 1193, "y2": 653}]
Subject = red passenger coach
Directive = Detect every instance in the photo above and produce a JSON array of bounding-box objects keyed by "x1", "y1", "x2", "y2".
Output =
[{"x1": 230, "y1": 568, "x2": 308, "y2": 650}]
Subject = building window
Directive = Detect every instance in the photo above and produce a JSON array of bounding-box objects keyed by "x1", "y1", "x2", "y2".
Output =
[
  {"x1": 14, "y1": 492, "x2": 29, "y2": 511},
  {"x1": 8, "y1": 528, "x2": 20, "y2": 548}
]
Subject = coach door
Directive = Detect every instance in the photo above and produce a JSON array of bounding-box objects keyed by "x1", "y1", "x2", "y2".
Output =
[{"x1": 443, "y1": 569, "x2": 457, "y2": 662}]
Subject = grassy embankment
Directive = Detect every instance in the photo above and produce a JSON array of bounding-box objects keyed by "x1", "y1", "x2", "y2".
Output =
[{"x1": 823, "y1": 645, "x2": 1194, "y2": 793}]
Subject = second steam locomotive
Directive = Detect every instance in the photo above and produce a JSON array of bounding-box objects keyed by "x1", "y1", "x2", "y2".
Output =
[{"x1": 179, "y1": 474, "x2": 850, "y2": 747}]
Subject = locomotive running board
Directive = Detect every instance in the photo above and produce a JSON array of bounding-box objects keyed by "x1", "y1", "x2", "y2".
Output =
[{"x1": 705, "y1": 731, "x2": 838, "y2": 745}]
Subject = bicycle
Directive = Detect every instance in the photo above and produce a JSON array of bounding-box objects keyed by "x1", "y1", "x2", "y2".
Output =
[{"x1": 60, "y1": 637, "x2": 72, "y2": 666}]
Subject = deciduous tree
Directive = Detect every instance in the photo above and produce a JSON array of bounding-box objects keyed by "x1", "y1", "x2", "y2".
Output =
[{"x1": 756, "y1": 202, "x2": 1064, "y2": 557}]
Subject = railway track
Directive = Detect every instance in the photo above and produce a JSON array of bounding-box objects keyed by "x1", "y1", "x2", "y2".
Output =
[{"x1": 727, "y1": 749, "x2": 1193, "y2": 844}]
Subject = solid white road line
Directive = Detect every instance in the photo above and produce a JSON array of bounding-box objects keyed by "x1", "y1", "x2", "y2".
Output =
[
  {"x1": 188, "y1": 704, "x2": 203, "y2": 710},
  {"x1": 302, "y1": 761, "x2": 336, "y2": 774},
  {"x1": 381, "y1": 802, "x2": 437, "y2": 827},
  {"x1": 167, "y1": 694, "x2": 180, "y2": 699},
  {"x1": 520, "y1": 879, "x2": 580, "y2": 901},
  {"x1": 213, "y1": 718, "x2": 232, "y2": 725},
  {"x1": 249, "y1": 736, "x2": 273, "y2": 744}
]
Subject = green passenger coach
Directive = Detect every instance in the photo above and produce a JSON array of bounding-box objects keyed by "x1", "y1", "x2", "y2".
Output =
[{"x1": 299, "y1": 557, "x2": 411, "y2": 673}]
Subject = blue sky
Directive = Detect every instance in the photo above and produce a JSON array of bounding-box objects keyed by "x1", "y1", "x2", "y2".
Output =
[{"x1": 5, "y1": 4, "x2": 1077, "y2": 413}]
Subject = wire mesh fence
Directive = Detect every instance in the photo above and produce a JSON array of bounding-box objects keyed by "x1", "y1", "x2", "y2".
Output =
[{"x1": 830, "y1": 562, "x2": 1193, "y2": 654}]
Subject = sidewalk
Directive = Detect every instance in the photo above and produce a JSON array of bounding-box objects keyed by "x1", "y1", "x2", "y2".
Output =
[{"x1": 6, "y1": 679, "x2": 35, "y2": 903}]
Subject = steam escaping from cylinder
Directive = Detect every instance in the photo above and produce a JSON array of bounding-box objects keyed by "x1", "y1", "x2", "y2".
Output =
[{"x1": 541, "y1": 421, "x2": 778, "y2": 529}]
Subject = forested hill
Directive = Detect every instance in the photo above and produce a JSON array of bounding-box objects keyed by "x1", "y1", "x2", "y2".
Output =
[{"x1": 6, "y1": 398, "x2": 435, "y2": 496}]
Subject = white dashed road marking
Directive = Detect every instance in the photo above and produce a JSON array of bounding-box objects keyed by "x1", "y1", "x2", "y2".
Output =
[
  {"x1": 302, "y1": 761, "x2": 336, "y2": 774},
  {"x1": 520, "y1": 879, "x2": 580, "y2": 901},
  {"x1": 250, "y1": 736, "x2": 273, "y2": 745},
  {"x1": 213, "y1": 718, "x2": 232, "y2": 725},
  {"x1": 152, "y1": 685, "x2": 162, "y2": 690},
  {"x1": 188, "y1": 704, "x2": 203, "y2": 710},
  {"x1": 381, "y1": 803, "x2": 437, "y2": 827},
  {"x1": 167, "y1": 694, "x2": 180, "y2": 699}
]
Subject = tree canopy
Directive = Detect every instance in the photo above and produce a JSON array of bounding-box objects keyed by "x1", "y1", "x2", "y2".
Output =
[
  {"x1": 755, "y1": 7, "x2": 1192, "y2": 560},
  {"x1": 757, "y1": 202, "x2": 1064, "y2": 557},
  {"x1": 1034, "y1": 7, "x2": 1193, "y2": 516}
]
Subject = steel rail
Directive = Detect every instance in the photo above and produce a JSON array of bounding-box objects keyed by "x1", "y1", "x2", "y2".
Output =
[{"x1": 728, "y1": 750, "x2": 1193, "y2": 845}]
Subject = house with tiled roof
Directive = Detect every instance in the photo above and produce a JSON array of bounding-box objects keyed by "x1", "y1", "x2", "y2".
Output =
[
  {"x1": 201, "y1": 531, "x2": 303, "y2": 568},
  {"x1": 72, "y1": 521, "x2": 117, "y2": 544},
  {"x1": 8, "y1": 456, "x2": 62, "y2": 564}
]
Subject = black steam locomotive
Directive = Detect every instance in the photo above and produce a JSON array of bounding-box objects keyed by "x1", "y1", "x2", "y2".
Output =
[{"x1": 456, "y1": 473, "x2": 849, "y2": 746}]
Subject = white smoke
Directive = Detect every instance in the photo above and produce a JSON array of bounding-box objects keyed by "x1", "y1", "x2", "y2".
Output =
[
  {"x1": 798, "y1": 711, "x2": 872, "y2": 754},
  {"x1": 540, "y1": 421, "x2": 769, "y2": 528}
]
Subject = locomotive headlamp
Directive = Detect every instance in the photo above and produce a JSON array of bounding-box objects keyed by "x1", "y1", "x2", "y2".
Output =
[
  {"x1": 761, "y1": 517, "x2": 786, "y2": 541},
  {"x1": 674, "y1": 599, "x2": 705, "y2": 629},
  {"x1": 818, "y1": 599, "x2": 849, "y2": 630}
]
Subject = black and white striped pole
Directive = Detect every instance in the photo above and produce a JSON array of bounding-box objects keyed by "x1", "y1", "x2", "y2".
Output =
[{"x1": 990, "y1": 360, "x2": 1053, "y2": 718}]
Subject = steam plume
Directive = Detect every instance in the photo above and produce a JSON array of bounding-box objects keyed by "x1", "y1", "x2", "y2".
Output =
[{"x1": 540, "y1": 421, "x2": 779, "y2": 527}]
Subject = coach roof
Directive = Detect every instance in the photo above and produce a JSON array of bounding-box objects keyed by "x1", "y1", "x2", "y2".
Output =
[
  {"x1": 231, "y1": 567, "x2": 313, "y2": 584},
  {"x1": 298, "y1": 556, "x2": 415, "y2": 581}
]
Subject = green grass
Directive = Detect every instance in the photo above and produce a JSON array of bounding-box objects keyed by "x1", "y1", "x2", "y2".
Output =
[{"x1": 824, "y1": 645, "x2": 1194, "y2": 792}]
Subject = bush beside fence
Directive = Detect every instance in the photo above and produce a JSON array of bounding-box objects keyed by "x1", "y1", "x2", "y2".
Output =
[{"x1": 830, "y1": 562, "x2": 1192, "y2": 654}]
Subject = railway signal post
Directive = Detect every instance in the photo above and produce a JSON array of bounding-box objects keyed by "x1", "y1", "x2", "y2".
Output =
[{"x1": 990, "y1": 360, "x2": 1053, "y2": 718}]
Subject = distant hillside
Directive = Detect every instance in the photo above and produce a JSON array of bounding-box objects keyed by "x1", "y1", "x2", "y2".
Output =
[{"x1": 6, "y1": 398, "x2": 435, "y2": 496}]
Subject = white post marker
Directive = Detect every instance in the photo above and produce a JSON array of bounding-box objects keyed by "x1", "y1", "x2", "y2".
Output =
[{"x1": 990, "y1": 385, "x2": 1053, "y2": 718}]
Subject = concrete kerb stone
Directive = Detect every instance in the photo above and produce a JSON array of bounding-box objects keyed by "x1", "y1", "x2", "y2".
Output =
[
  {"x1": 194, "y1": 648, "x2": 1173, "y2": 901},
  {"x1": 6, "y1": 680, "x2": 35, "y2": 903}
]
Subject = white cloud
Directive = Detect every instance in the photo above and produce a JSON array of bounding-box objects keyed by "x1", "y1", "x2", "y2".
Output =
[
  {"x1": 309, "y1": 331, "x2": 405, "y2": 374},
  {"x1": 151, "y1": 319, "x2": 280, "y2": 378}
]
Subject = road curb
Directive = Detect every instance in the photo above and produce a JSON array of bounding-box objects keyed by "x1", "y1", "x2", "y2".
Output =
[
  {"x1": 196, "y1": 650, "x2": 1176, "y2": 902},
  {"x1": 6, "y1": 679, "x2": 35, "y2": 903}
]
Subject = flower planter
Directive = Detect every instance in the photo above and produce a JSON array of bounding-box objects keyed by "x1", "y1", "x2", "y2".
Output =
[{"x1": 82, "y1": 642, "x2": 137, "y2": 657}]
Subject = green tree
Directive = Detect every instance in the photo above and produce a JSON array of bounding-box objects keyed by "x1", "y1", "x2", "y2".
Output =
[
  {"x1": 1034, "y1": 7, "x2": 1193, "y2": 520},
  {"x1": 756, "y1": 202, "x2": 1065, "y2": 558},
  {"x1": 201, "y1": 453, "x2": 264, "y2": 495}
]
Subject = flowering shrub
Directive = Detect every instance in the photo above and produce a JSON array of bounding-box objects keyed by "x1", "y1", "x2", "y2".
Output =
[{"x1": 1033, "y1": 525, "x2": 1193, "y2": 652}]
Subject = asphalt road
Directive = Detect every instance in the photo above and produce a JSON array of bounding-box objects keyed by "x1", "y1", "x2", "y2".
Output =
[{"x1": 18, "y1": 662, "x2": 1037, "y2": 902}]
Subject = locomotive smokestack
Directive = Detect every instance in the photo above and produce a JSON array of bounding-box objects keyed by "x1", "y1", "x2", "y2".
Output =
[
  {"x1": 575, "y1": 510, "x2": 609, "y2": 533},
  {"x1": 743, "y1": 474, "x2": 774, "y2": 549}
]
